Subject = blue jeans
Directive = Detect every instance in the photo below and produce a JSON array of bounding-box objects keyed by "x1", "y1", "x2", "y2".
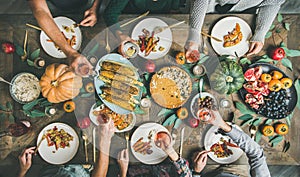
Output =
[{"x1": 40, "y1": 165, "x2": 90, "y2": 177}]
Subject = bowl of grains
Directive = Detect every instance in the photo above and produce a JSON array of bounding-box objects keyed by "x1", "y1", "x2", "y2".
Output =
[{"x1": 9, "y1": 72, "x2": 41, "y2": 104}]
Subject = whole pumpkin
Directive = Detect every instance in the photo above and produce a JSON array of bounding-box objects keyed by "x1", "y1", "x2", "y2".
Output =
[
  {"x1": 210, "y1": 60, "x2": 244, "y2": 94},
  {"x1": 40, "y1": 63, "x2": 83, "y2": 103}
]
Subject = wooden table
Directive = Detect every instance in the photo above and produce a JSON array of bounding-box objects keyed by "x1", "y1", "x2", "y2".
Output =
[{"x1": 0, "y1": 14, "x2": 299, "y2": 169}]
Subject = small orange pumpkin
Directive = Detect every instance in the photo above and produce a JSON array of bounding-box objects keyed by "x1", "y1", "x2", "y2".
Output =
[
  {"x1": 40, "y1": 63, "x2": 83, "y2": 103},
  {"x1": 175, "y1": 52, "x2": 186, "y2": 65},
  {"x1": 63, "y1": 101, "x2": 76, "y2": 112}
]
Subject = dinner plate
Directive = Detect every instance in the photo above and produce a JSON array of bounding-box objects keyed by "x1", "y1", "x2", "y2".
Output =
[
  {"x1": 239, "y1": 63, "x2": 297, "y2": 119},
  {"x1": 204, "y1": 123, "x2": 243, "y2": 164},
  {"x1": 190, "y1": 92, "x2": 218, "y2": 119},
  {"x1": 211, "y1": 16, "x2": 252, "y2": 57},
  {"x1": 40, "y1": 16, "x2": 82, "y2": 58},
  {"x1": 37, "y1": 122, "x2": 79, "y2": 165},
  {"x1": 94, "y1": 53, "x2": 141, "y2": 114},
  {"x1": 89, "y1": 103, "x2": 136, "y2": 132},
  {"x1": 130, "y1": 122, "x2": 171, "y2": 164},
  {"x1": 131, "y1": 17, "x2": 173, "y2": 60}
]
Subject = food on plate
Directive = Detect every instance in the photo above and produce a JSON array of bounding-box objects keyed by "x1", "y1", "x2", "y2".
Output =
[
  {"x1": 63, "y1": 101, "x2": 76, "y2": 112},
  {"x1": 175, "y1": 52, "x2": 186, "y2": 65},
  {"x1": 210, "y1": 137, "x2": 239, "y2": 158},
  {"x1": 100, "y1": 70, "x2": 142, "y2": 86},
  {"x1": 40, "y1": 64, "x2": 83, "y2": 103},
  {"x1": 243, "y1": 66, "x2": 293, "y2": 119},
  {"x1": 100, "y1": 61, "x2": 137, "y2": 78},
  {"x1": 46, "y1": 32, "x2": 76, "y2": 51},
  {"x1": 100, "y1": 86, "x2": 139, "y2": 104},
  {"x1": 62, "y1": 25, "x2": 76, "y2": 33},
  {"x1": 223, "y1": 23, "x2": 243, "y2": 47},
  {"x1": 100, "y1": 93, "x2": 136, "y2": 111},
  {"x1": 122, "y1": 42, "x2": 139, "y2": 58},
  {"x1": 93, "y1": 105, "x2": 133, "y2": 130},
  {"x1": 176, "y1": 107, "x2": 188, "y2": 119},
  {"x1": 274, "y1": 123, "x2": 289, "y2": 135},
  {"x1": 10, "y1": 73, "x2": 41, "y2": 103},
  {"x1": 197, "y1": 108, "x2": 212, "y2": 122},
  {"x1": 44, "y1": 126, "x2": 74, "y2": 151},
  {"x1": 193, "y1": 96, "x2": 216, "y2": 111},
  {"x1": 132, "y1": 137, "x2": 153, "y2": 155},
  {"x1": 210, "y1": 60, "x2": 244, "y2": 94},
  {"x1": 270, "y1": 47, "x2": 285, "y2": 61},
  {"x1": 99, "y1": 76, "x2": 139, "y2": 95},
  {"x1": 261, "y1": 125, "x2": 274, "y2": 136},
  {"x1": 136, "y1": 28, "x2": 164, "y2": 56},
  {"x1": 150, "y1": 66, "x2": 192, "y2": 108},
  {"x1": 1, "y1": 42, "x2": 15, "y2": 54}
]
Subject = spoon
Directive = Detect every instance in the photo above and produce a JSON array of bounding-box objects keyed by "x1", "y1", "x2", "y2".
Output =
[
  {"x1": 105, "y1": 28, "x2": 111, "y2": 53},
  {"x1": 82, "y1": 132, "x2": 89, "y2": 163},
  {"x1": 0, "y1": 76, "x2": 14, "y2": 86}
]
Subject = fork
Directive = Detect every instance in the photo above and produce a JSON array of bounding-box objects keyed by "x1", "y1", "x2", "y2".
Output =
[
  {"x1": 153, "y1": 21, "x2": 185, "y2": 34},
  {"x1": 105, "y1": 28, "x2": 111, "y2": 53},
  {"x1": 82, "y1": 132, "x2": 88, "y2": 163},
  {"x1": 125, "y1": 132, "x2": 130, "y2": 149}
]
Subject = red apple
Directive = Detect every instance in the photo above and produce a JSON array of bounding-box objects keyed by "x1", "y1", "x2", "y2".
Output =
[
  {"x1": 1, "y1": 42, "x2": 15, "y2": 54},
  {"x1": 271, "y1": 47, "x2": 285, "y2": 60},
  {"x1": 77, "y1": 117, "x2": 91, "y2": 129},
  {"x1": 145, "y1": 60, "x2": 156, "y2": 73},
  {"x1": 188, "y1": 117, "x2": 200, "y2": 128}
]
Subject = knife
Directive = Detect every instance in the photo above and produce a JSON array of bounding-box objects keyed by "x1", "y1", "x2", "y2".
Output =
[
  {"x1": 93, "y1": 127, "x2": 96, "y2": 163},
  {"x1": 179, "y1": 127, "x2": 185, "y2": 157}
]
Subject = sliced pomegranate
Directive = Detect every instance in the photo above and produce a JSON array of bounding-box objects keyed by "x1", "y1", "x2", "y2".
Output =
[{"x1": 244, "y1": 68, "x2": 256, "y2": 81}]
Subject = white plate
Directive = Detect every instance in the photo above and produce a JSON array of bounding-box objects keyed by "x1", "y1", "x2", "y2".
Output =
[
  {"x1": 204, "y1": 123, "x2": 243, "y2": 164},
  {"x1": 40, "y1": 16, "x2": 82, "y2": 58},
  {"x1": 94, "y1": 53, "x2": 141, "y2": 114},
  {"x1": 190, "y1": 92, "x2": 218, "y2": 119},
  {"x1": 89, "y1": 103, "x2": 136, "y2": 132},
  {"x1": 37, "y1": 122, "x2": 79, "y2": 165},
  {"x1": 131, "y1": 18, "x2": 172, "y2": 60},
  {"x1": 130, "y1": 123, "x2": 171, "y2": 164},
  {"x1": 211, "y1": 16, "x2": 252, "y2": 57}
]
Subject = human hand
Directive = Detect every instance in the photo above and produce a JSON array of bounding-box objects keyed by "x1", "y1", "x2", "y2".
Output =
[
  {"x1": 246, "y1": 41, "x2": 263, "y2": 56},
  {"x1": 98, "y1": 116, "x2": 115, "y2": 142},
  {"x1": 18, "y1": 147, "x2": 35, "y2": 177},
  {"x1": 117, "y1": 149, "x2": 129, "y2": 177},
  {"x1": 207, "y1": 110, "x2": 232, "y2": 132},
  {"x1": 193, "y1": 150, "x2": 208, "y2": 173},
  {"x1": 80, "y1": 8, "x2": 98, "y2": 27},
  {"x1": 69, "y1": 53, "x2": 93, "y2": 77}
]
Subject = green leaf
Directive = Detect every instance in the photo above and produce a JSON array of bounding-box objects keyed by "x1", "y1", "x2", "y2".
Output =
[
  {"x1": 140, "y1": 86, "x2": 147, "y2": 95},
  {"x1": 277, "y1": 13, "x2": 283, "y2": 23},
  {"x1": 30, "y1": 109, "x2": 46, "y2": 118},
  {"x1": 269, "y1": 24, "x2": 275, "y2": 30},
  {"x1": 281, "y1": 58, "x2": 293, "y2": 70},
  {"x1": 252, "y1": 117, "x2": 263, "y2": 126},
  {"x1": 284, "y1": 23, "x2": 290, "y2": 31},
  {"x1": 280, "y1": 42, "x2": 286, "y2": 47},
  {"x1": 255, "y1": 130, "x2": 263, "y2": 143},
  {"x1": 15, "y1": 45, "x2": 25, "y2": 56},
  {"x1": 240, "y1": 57, "x2": 251, "y2": 65},
  {"x1": 143, "y1": 73, "x2": 150, "y2": 82},
  {"x1": 134, "y1": 106, "x2": 145, "y2": 115},
  {"x1": 27, "y1": 59, "x2": 35, "y2": 66},
  {"x1": 23, "y1": 99, "x2": 40, "y2": 111},
  {"x1": 162, "y1": 114, "x2": 177, "y2": 126},
  {"x1": 238, "y1": 114, "x2": 253, "y2": 121},
  {"x1": 282, "y1": 141, "x2": 290, "y2": 153},
  {"x1": 198, "y1": 55, "x2": 210, "y2": 64},
  {"x1": 6, "y1": 102, "x2": 13, "y2": 110},
  {"x1": 173, "y1": 119, "x2": 183, "y2": 129},
  {"x1": 40, "y1": 100, "x2": 52, "y2": 107},
  {"x1": 157, "y1": 108, "x2": 174, "y2": 117},
  {"x1": 265, "y1": 119, "x2": 273, "y2": 125},
  {"x1": 30, "y1": 48, "x2": 40, "y2": 60},
  {"x1": 0, "y1": 113, "x2": 5, "y2": 119},
  {"x1": 0, "y1": 104, "x2": 5, "y2": 111},
  {"x1": 256, "y1": 58, "x2": 274, "y2": 63},
  {"x1": 265, "y1": 31, "x2": 272, "y2": 39},
  {"x1": 269, "y1": 135, "x2": 284, "y2": 147},
  {"x1": 275, "y1": 29, "x2": 281, "y2": 33},
  {"x1": 285, "y1": 112, "x2": 293, "y2": 126},
  {"x1": 8, "y1": 114, "x2": 14, "y2": 122},
  {"x1": 80, "y1": 93, "x2": 93, "y2": 98},
  {"x1": 295, "y1": 80, "x2": 300, "y2": 110},
  {"x1": 235, "y1": 102, "x2": 255, "y2": 115},
  {"x1": 284, "y1": 49, "x2": 300, "y2": 57},
  {"x1": 241, "y1": 118, "x2": 254, "y2": 127}
]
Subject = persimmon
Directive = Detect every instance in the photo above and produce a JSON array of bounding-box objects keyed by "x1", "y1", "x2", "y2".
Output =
[
  {"x1": 260, "y1": 73, "x2": 272, "y2": 83},
  {"x1": 261, "y1": 125, "x2": 274, "y2": 136},
  {"x1": 268, "y1": 79, "x2": 282, "y2": 92},
  {"x1": 274, "y1": 123, "x2": 289, "y2": 135},
  {"x1": 63, "y1": 101, "x2": 76, "y2": 112},
  {"x1": 176, "y1": 107, "x2": 188, "y2": 119},
  {"x1": 271, "y1": 70, "x2": 283, "y2": 80},
  {"x1": 175, "y1": 52, "x2": 186, "y2": 65},
  {"x1": 280, "y1": 78, "x2": 292, "y2": 89},
  {"x1": 85, "y1": 82, "x2": 95, "y2": 93}
]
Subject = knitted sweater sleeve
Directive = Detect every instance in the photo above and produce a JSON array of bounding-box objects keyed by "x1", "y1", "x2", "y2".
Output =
[
  {"x1": 103, "y1": 0, "x2": 129, "y2": 27},
  {"x1": 225, "y1": 127, "x2": 271, "y2": 177},
  {"x1": 187, "y1": 0, "x2": 210, "y2": 44},
  {"x1": 251, "y1": 0, "x2": 286, "y2": 42}
]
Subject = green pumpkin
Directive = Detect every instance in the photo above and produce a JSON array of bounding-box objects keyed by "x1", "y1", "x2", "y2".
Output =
[{"x1": 210, "y1": 60, "x2": 244, "y2": 94}]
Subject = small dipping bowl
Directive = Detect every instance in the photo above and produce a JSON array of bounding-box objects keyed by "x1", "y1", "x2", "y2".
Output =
[
  {"x1": 123, "y1": 42, "x2": 139, "y2": 58},
  {"x1": 193, "y1": 64, "x2": 206, "y2": 77}
]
